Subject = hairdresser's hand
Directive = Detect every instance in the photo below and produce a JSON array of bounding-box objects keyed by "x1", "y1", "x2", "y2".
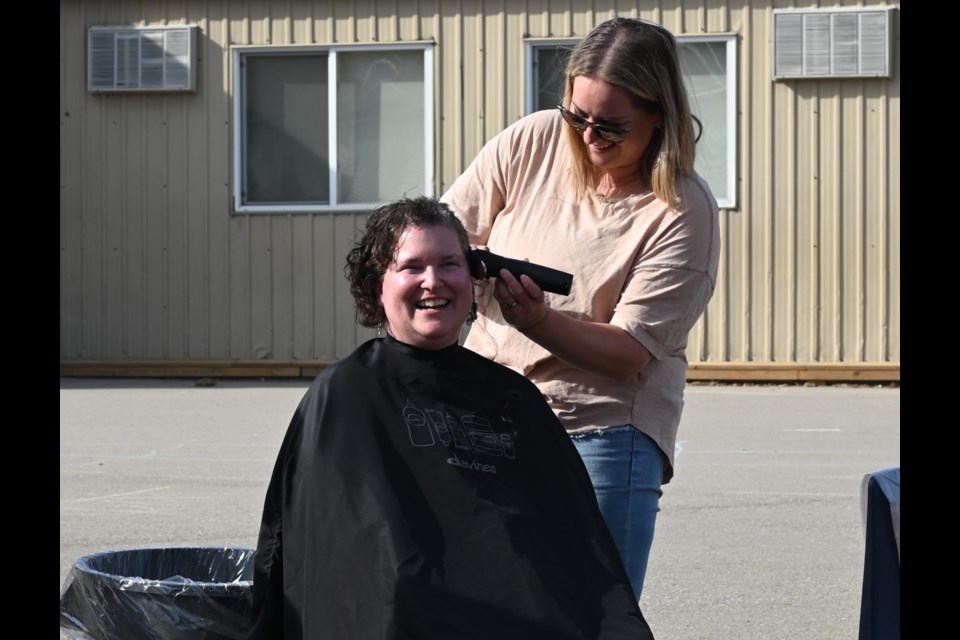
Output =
[{"x1": 495, "y1": 268, "x2": 549, "y2": 332}]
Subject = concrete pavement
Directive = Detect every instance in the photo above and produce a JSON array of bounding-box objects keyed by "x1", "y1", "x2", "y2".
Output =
[{"x1": 60, "y1": 378, "x2": 899, "y2": 639}]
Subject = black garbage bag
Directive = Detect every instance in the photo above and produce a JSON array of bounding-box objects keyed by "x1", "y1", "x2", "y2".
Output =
[{"x1": 59, "y1": 546, "x2": 254, "y2": 640}]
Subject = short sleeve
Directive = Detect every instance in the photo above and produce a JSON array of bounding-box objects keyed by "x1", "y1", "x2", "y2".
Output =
[
  {"x1": 611, "y1": 175, "x2": 720, "y2": 360},
  {"x1": 442, "y1": 111, "x2": 566, "y2": 246},
  {"x1": 441, "y1": 131, "x2": 510, "y2": 245}
]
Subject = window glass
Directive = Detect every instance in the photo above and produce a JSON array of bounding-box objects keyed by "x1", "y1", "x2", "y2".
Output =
[
  {"x1": 244, "y1": 55, "x2": 329, "y2": 205},
  {"x1": 535, "y1": 46, "x2": 571, "y2": 110},
  {"x1": 337, "y1": 50, "x2": 425, "y2": 204},
  {"x1": 527, "y1": 37, "x2": 736, "y2": 208},
  {"x1": 235, "y1": 46, "x2": 429, "y2": 212},
  {"x1": 679, "y1": 40, "x2": 729, "y2": 206}
]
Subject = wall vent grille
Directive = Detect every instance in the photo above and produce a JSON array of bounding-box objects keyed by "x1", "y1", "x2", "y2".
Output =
[
  {"x1": 773, "y1": 8, "x2": 893, "y2": 79},
  {"x1": 88, "y1": 25, "x2": 198, "y2": 92}
]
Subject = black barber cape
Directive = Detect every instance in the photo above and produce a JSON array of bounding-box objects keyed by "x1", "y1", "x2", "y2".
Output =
[{"x1": 249, "y1": 337, "x2": 653, "y2": 640}]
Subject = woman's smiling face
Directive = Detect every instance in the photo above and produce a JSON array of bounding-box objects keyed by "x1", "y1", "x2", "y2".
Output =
[
  {"x1": 379, "y1": 224, "x2": 473, "y2": 350},
  {"x1": 569, "y1": 75, "x2": 663, "y2": 181}
]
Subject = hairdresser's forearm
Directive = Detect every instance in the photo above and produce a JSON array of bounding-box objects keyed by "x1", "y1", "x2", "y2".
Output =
[{"x1": 518, "y1": 308, "x2": 652, "y2": 381}]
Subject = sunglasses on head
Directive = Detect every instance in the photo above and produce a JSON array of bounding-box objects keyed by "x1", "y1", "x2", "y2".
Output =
[{"x1": 557, "y1": 105, "x2": 631, "y2": 144}]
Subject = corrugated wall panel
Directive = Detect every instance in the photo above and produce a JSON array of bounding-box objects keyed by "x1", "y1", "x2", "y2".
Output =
[
  {"x1": 887, "y1": 61, "x2": 900, "y2": 363},
  {"x1": 271, "y1": 214, "x2": 295, "y2": 358},
  {"x1": 461, "y1": 4, "x2": 490, "y2": 148},
  {"x1": 205, "y1": 10, "x2": 229, "y2": 359},
  {"x1": 290, "y1": 214, "x2": 315, "y2": 359},
  {"x1": 60, "y1": 0, "x2": 900, "y2": 371},
  {"x1": 312, "y1": 214, "x2": 336, "y2": 356},
  {"x1": 60, "y1": 4, "x2": 84, "y2": 357},
  {"x1": 249, "y1": 216, "x2": 273, "y2": 358},
  {"x1": 184, "y1": 0, "x2": 209, "y2": 357}
]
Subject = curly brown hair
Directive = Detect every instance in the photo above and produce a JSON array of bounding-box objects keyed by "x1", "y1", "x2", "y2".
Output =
[{"x1": 345, "y1": 197, "x2": 472, "y2": 328}]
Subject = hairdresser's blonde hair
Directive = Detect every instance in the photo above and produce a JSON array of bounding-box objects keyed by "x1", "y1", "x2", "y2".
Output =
[{"x1": 563, "y1": 18, "x2": 696, "y2": 207}]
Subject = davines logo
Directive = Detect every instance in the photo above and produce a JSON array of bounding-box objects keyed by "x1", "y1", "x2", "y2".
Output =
[{"x1": 447, "y1": 453, "x2": 497, "y2": 474}]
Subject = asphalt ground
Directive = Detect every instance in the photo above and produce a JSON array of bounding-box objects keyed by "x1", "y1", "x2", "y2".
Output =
[{"x1": 60, "y1": 378, "x2": 900, "y2": 640}]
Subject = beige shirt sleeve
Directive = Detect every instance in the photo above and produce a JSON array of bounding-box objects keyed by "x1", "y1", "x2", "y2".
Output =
[
  {"x1": 442, "y1": 112, "x2": 567, "y2": 247},
  {"x1": 611, "y1": 175, "x2": 720, "y2": 360}
]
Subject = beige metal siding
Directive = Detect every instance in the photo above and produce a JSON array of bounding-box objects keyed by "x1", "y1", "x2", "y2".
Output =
[{"x1": 60, "y1": 0, "x2": 900, "y2": 371}]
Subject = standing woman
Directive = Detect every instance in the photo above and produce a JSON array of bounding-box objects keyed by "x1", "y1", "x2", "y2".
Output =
[{"x1": 442, "y1": 17, "x2": 721, "y2": 599}]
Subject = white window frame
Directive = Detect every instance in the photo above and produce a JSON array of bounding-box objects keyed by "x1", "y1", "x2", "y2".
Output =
[
  {"x1": 232, "y1": 43, "x2": 434, "y2": 213},
  {"x1": 524, "y1": 34, "x2": 738, "y2": 209}
]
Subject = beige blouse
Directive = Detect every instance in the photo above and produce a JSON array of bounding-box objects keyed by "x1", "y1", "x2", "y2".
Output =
[{"x1": 442, "y1": 109, "x2": 720, "y2": 481}]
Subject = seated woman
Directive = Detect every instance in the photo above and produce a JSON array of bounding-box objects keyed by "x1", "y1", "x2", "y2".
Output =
[{"x1": 248, "y1": 197, "x2": 653, "y2": 640}]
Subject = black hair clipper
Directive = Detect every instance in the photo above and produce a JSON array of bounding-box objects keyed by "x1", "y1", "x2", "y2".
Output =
[{"x1": 469, "y1": 249, "x2": 573, "y2": 296}]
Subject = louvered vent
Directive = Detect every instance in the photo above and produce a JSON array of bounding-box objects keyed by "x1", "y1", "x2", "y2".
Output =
[
  {"x1": 773, "y1": 8, "x2": 893, "y2": 79},
  {"x1": 88, "y1": 26, "x2": 198, "y2": 92}
]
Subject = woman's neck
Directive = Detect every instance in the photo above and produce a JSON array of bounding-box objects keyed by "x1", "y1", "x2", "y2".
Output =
[{"x1": 595, "y1": 168, "x2": 648, "y2": 198}]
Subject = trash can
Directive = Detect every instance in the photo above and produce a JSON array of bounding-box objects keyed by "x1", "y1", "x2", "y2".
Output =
[{"x1": 59, "y1": 546, "x2": 254, "y2": 640}]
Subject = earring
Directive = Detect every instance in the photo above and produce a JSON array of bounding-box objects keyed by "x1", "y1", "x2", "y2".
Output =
[
  {"x1": 377, "y1": 322, "x2": 384, "y2": 336},
  {"x1": 466, "y1": 287, "x2": 478, "y2": 325}
]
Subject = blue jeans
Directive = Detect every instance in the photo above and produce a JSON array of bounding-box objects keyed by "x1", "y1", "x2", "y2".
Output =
[{"x1": 571, "y1": 425, "x2": 663, "y2": 600}]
